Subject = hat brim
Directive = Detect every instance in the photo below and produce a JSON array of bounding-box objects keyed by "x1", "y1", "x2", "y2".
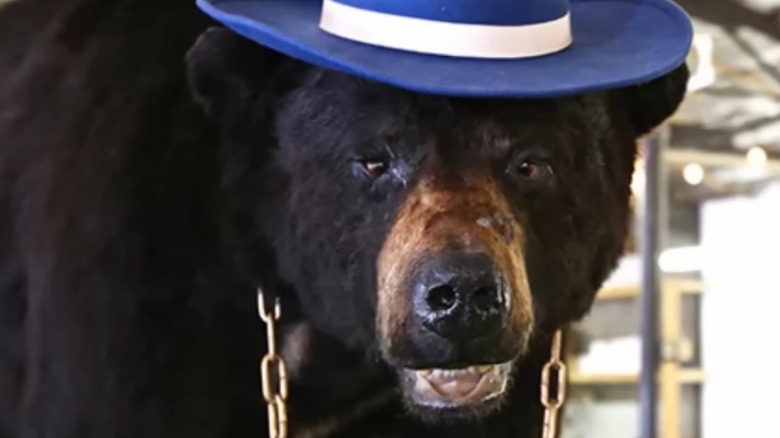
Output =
[{"x1": 196, "y1": 0, "x2": 693, "y2": 98}]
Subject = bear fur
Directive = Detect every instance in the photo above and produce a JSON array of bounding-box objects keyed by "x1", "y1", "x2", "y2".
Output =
[{"x1": 0, "y1": 0, "x2": 689, "y2": 437}]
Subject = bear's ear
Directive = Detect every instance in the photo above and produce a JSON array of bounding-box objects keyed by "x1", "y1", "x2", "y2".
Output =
[
  {"x1": 185, "y1": 27, "x2": 302, "y2": 116},
  {"x1": 612, "y1": 63, "x2": 690, "y2": 138}
]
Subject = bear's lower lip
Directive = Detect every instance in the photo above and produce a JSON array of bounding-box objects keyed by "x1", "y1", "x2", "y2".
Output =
[{"x1": 402, "y1": 362, "x2": 512, "y2": 408}]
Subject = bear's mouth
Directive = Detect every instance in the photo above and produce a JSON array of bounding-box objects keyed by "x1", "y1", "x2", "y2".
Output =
[{"x1": 400, "y1": 361, "x2": 512, "y2": 414}]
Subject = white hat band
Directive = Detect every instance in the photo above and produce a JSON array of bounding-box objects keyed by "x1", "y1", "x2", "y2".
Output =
[{"x1": 319, "y1": 0, "x2": 573, "y2": 59}]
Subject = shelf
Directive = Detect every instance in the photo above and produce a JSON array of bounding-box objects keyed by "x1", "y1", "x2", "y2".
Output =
[
  {"x1": 569, "y1": 368, "x2": 706, "y2": 385},
  {"x1": 597, "y1": 279, "x2": 705, "y2": 301}
]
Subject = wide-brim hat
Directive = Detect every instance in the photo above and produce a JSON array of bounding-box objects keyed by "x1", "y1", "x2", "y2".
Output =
[{"x1": 195, "y1": 0, "x2": 693, "y2": 98}]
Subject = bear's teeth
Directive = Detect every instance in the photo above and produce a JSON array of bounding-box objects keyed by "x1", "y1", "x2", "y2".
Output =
[
  {"x1": 432, "y1": 369, "x2": 460, "y2": 378},
  {"x1": 418, "y1": 366, "x2": 494, "y2": 379},
  {"x1": 476, "y1": 365, "x2": 494, "y2": 374}
]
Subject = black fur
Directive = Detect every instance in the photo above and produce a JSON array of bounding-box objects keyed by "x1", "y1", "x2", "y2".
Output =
[{"x1": 0, "y1": 1, "x2": 689, "y2": 437}]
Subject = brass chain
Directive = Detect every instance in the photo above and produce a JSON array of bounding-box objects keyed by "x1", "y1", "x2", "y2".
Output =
[
  {"x1": 258, "y1": 289, "x2": 289, "y2": 438},
  {"x1": 258, "y1": 289, "x2": 567, "y2": 438},
  {"x1": 540, "y1": 329, "x2": 568, "y2": 438}
]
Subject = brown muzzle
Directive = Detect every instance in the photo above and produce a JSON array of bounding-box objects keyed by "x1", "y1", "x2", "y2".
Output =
[{"x1": 377, "y1": 170, "x2": 534, "y2": 365}]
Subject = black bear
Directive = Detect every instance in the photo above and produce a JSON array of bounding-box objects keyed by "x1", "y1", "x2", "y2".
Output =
[{"x1": 0, "y1": 0, "x2": 689, "y2": 437}]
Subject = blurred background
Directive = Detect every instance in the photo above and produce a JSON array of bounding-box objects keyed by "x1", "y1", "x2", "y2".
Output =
[{"x1": 560, "y1": 1, "x2": 780, "y2": 438}]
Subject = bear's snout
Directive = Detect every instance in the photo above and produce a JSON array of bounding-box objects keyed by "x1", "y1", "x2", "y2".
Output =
[
  {"x1": 411, "y1": 250, "x2": 511, "y2": 343},
  {"x1": 375, "y1": 170, "x2": 534, "y2": 417}
]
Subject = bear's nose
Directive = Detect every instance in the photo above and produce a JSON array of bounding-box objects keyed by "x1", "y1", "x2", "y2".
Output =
[{"x1": 412, "y1": 251, "x2": 511, "y2": 342}]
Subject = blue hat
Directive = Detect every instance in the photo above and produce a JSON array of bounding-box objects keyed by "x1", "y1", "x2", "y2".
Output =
[{"x1": 195, "y1": 0, "x2": 693, "y2": 98}]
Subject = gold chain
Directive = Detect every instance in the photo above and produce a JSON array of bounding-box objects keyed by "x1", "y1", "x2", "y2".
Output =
[
  {"x1": 258, "y1": 289, "x2": 289, "y2": 438},
  {"x1": 540, "y1": 329, "x2": 568, "y2": 438},
  {"x1": 258, "y1": 289, "x2": 567, "y2": 438}
]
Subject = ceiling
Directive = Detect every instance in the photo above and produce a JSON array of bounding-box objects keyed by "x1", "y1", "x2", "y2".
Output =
[
  {"x1": 663, "y1": 0, "x2": 780, "y2": 202},
  {"x1": 631, "y1": 0, "x2": 780, "y2": 249}
]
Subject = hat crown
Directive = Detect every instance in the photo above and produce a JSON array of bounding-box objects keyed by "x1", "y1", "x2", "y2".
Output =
[
  {"x1": 330, "y1": 0, "x2": 570, "y2": 25},
  {"x1": 320, "y1": 0, "x2": 573, "y2": 59},
  {"x1": 197, "y1": 0, "x2": 694, "y2": 97}
]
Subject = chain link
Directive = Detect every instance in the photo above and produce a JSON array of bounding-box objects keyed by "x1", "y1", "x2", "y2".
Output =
[
  {"x1": 258, "y1": 288, "x2": 567, "y2": 438},
  {"x1": 258, "y1": 289, "x2": 289, "y2": 438},
  {"x1": 541, "y1": 329, "x2": 568, "y2": 438}
]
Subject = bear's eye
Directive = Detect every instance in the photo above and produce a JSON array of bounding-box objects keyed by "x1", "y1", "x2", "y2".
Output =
[
  {"x1": 360, "y1": 159, "x2": 389, "y2": 179},
  {"x1": 516, "y1": 160, "x2": 550, "y2": 179},
  {"x1": 510, "y1": 156, "x2": 554, "y2": 186}
]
